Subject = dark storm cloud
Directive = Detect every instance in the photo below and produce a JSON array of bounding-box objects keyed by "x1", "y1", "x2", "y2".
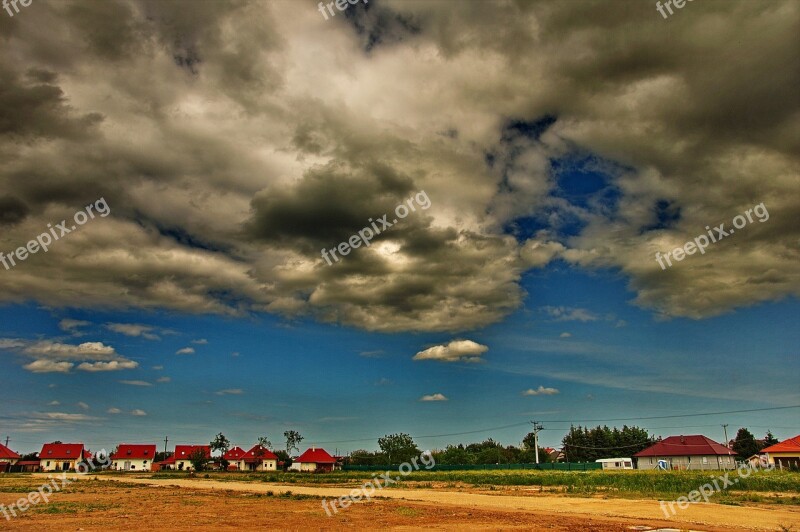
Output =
[{"x1": 0, "y1": 0, "x2": 796, "y2": 331}]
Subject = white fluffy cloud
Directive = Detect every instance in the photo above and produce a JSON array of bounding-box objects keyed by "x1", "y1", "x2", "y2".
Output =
[
  {"x1": 522, "y1": 386, "x2": 560, "y2": 396},
  {"x1": 419, "y1": 393, "x2": 448, "y2": 402},
  {"x1": 413, "y1": 340, "x2": 489, "y2": 363},
  {"x1": 2, "y1": 339, "x2": 139, "y2": 374}
]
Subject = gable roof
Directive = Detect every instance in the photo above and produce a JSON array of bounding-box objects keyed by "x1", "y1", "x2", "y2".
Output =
[
  {"x1": 40, "y1": 443, "x2": 87, "y2": 460},
  {"x1": 295, "y1": 447, "x2": 335, "y2": 464},
  {"x1": 244, "y1": 445, "x2": 278, "y2": 462},
  {"x1": 0, "y1": 444, "x2": 20, "y2": 460},
  {"x1": 173, "y1": 445, "x2": 211, "y2": 460},
  {"x1": 224, "y1": 446, "x2": 247, "y2": 460},
  {"x1": 761, "y1": 435, "x2": 800, "y2": 454},
  {"x1": 111, "y1": 444, "x2": 157, "y2": 460},
  {"x1": 633, "y1": 435, "x2": 735, "y2": 457}
]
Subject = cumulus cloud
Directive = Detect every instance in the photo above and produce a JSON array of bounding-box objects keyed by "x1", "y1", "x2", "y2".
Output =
[
  {"x1": 130, "y1": 409, "x2": 147, "y2": 416},
  {"x1": 0, "y1": 339, "x2": 139, "y2": 373},
  {"x1": 522, "y1": 386, "x2": 560, "y2": 396},
  {"x1": 559, "y1": 332, "x2": 571, "y2": 338},
  {"x1": 119, "y1": 380, "x2": 152, "y2": 387},
  {"x1": 107, "y1": 407, "x2": 122, "y2": 414},
  {"x1": 0, "y1": 0, "x2": 794, "y2": 334},
  {"x1": 413, "y1": 340, "x2": 488, "y2": 363},
  {"x1": 156, "y1": 376, "x2": 171, "y2": 383},
  {"x1": 191, "y1": 338, "x2": 208, "y2": 345},
  {"x1": 175, "y1": 347, "x2": 195, "y2": 355},
  {"x1": 420, "y1": 393, "x2": 448, "y2": 402},
  {"x1": 105, "y1": 323, "x2": 161, "y2": 340},
  {"x1": 77, "y1": 401, "x2": 89, "y2": 410}
]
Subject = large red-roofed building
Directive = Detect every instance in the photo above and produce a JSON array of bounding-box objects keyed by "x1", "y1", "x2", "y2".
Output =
[
  {"x1": 291, "y1": 447, "x2": 337, "y2": 472},
  {"x1": 760, "y1": 435, "x2": 800, "y2": 469},
  {"x1": 0, "y1": 443, "x2": 20, "y2": 473},
  {"x1": 39, "y1": 443, "x2": 90, "y2": 472},
  {"x1": 633, "y1": 435, "x2": 736, "y2": 470},
  {"x1": 110, "y1": 444, "x2": 157, "y2": 472}
]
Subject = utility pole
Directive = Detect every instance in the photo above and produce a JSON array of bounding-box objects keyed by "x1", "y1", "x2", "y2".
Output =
[
  {"x1": 530, "y1": 421, "x2": 544, "y2": 464},
  {"x1": 164, "y1": 436, "x2": 169, "y2": 456},
  {"x1": 4, "y1": 436, "x2": 9, "y2": 448},
  {"x1": 722, "y1": 424, "x2": 730, "y2": 448}
]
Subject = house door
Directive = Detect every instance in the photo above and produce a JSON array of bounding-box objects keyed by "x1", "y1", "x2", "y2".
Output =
[{"x1": 124, "y1": 461, "x2": 132, "y2": 470}]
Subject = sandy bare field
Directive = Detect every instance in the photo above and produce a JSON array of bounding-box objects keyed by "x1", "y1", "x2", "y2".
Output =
[{"x1": 1, "y1": 473, "x2": 793, "y2": 531}]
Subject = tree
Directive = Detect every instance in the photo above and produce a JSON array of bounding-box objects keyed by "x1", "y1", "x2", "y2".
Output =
[
  {"x1": 210, "y1": 433, "x2": 230, "y2": 469},
  {"x1": 274, "y1": 450, "x2": 292, "y2": 470},
  {"x1": 210, "y1": 433, "x2": 231, "y2": 456},
  {"x1": 763, "y1": 431, "x2": 779, "y2": 448},
  {"x1": 189, "y1": 448, "x2": 209, "y2": 472},
  {"x1": 732, "y1": 428, "x2": 760, "y2": 458},
  {"x1": 378, "y1": 433, "x2": 420, "y2": 464},
  {"x1": 561, "y1": 425, "x2": 653, "y2": 462},
  {"x1": 284, "y1": 430, "x2": 304, "y2": 456},
  {"x1": 257, "y1": 436, "x2": 272, "y2": 450}
]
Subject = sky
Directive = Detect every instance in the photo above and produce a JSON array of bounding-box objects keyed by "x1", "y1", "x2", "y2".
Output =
[{"x1": 0, "y1": 0, "x2": 798, "y2": 456}]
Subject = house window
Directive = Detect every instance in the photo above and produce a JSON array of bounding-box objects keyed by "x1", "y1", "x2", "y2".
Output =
[
  {"x1": 702, "y1": 457, "x2": 708, "y2": 464},
  {"x1": 649, "y1": 458, "x2": 653, "y2": 464},
  {"x1": 46, "y1": 461, "x2": 50, "y2": 467}
]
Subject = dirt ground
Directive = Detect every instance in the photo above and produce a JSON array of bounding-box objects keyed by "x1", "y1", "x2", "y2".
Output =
[{"x1": 0, "y1": 474, "x2": 797, "y2": 531}]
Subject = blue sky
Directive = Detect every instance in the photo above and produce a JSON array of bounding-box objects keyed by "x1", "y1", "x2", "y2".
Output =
[
  {"x1": 2, "y1": 263, "x2": 796, "y2": 455},
  {"x1": 0, "y1": 0, "x2": 798, "y2": 457}
]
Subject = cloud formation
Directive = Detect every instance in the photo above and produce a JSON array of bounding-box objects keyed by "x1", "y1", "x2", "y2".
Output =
[
  {"x1": 0, "y1": 0, "x2": 795, "y2": 334},
  {"x1": 0, "y1": 339, "x2": 138, "y2": 374},
  {"x1": 522, "y1": 386, "x2": 560, "y2": 396},
  {"x1": 413, "y1": 340, "x2": 489, "y2": 363},
  {"x1": 419, "y1": 393, "x2": 448, "y2": 402}
]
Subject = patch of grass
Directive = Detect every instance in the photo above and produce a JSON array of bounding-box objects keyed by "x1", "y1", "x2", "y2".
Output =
[{"x1": 396, "y1": 506, "x2": 421, "y2": 517}]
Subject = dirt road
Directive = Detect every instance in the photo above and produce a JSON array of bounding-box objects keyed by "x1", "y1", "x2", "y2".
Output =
[{"x1": 73, "y1": 474, "x2": 800, "y2": 531}]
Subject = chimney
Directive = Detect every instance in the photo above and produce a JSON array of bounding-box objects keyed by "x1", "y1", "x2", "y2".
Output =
[{"x1": 312, "y1": 446, "x2": 316, "y2": 452}]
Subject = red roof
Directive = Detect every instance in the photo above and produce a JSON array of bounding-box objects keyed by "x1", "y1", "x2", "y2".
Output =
[
  {"x1": 224, "y1": 446, "x2": 247, "y2": 460},
  {"x1": 295, "y1": 448, "x2": 335, "y2": 464},
  {"x1": 40, "y1": 443, "x2": 87, "y2": 460},
  {"x1": 110, "y1": 444, "x2": 157, "y2": 460},
  {"x1": 173, "y1": 445, "x2": 211, "y2": 460},
  {"x1": 0, "y1": 444, "x2": 20, "y2": 460},
  {"x1": 244, "y1": 445, "x2": 278, "y2": 462},
  {"x1": 634, "y1": 435, "x2": 736, "y2": 457},
  {"x1": 761, "y1": 435, "x2": 800, "y2": 454}
]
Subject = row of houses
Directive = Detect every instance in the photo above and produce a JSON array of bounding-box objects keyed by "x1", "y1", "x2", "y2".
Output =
[
  {"x1": 0, "y1": 441, "x2": 339, "y2": 473},
  {"x1": 597, "y1": 434, "x2": 800, "y2": 471},
  {"x1": 1, "y1": 433, "x2": 798, "y2": 473}
]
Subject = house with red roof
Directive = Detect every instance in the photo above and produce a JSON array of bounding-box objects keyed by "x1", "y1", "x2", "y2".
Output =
[
  {"x1": 760, "y1": 434, "x2": 800, "y2": 469},
  {"x1": 110, "y1": 444, "x2": 157, "y2": 472},
  {"x1": 290, "y1": 447, "x2": 337, "y2": 472},
  {"x1": 633, "y1": 435, "x2": 736, "y2": 470},
  {"x1": 168, "y1": 445, "x2": 211, "y2": 471},
  {"x1": 0, "y1": 443, "x2": 20, "y2": 473},
  {"x1": 241, "y1": 444, "x2": 279, "y2": 472},
  {"x1": 39, "y1": 443, "x2": 90, "y2": 472},
  {"x1": 223, "y1": 446, "x2": 247, "y2": 470}
]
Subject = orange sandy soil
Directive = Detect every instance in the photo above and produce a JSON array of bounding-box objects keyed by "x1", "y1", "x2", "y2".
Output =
[{"x1": 0, "y1": 475, "x2": 796, "y2": 531}]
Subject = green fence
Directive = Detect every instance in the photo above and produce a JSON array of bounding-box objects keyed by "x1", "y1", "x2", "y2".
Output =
[{"x1": 342, "y1": 462, "x2": 601, "y2": 472}]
